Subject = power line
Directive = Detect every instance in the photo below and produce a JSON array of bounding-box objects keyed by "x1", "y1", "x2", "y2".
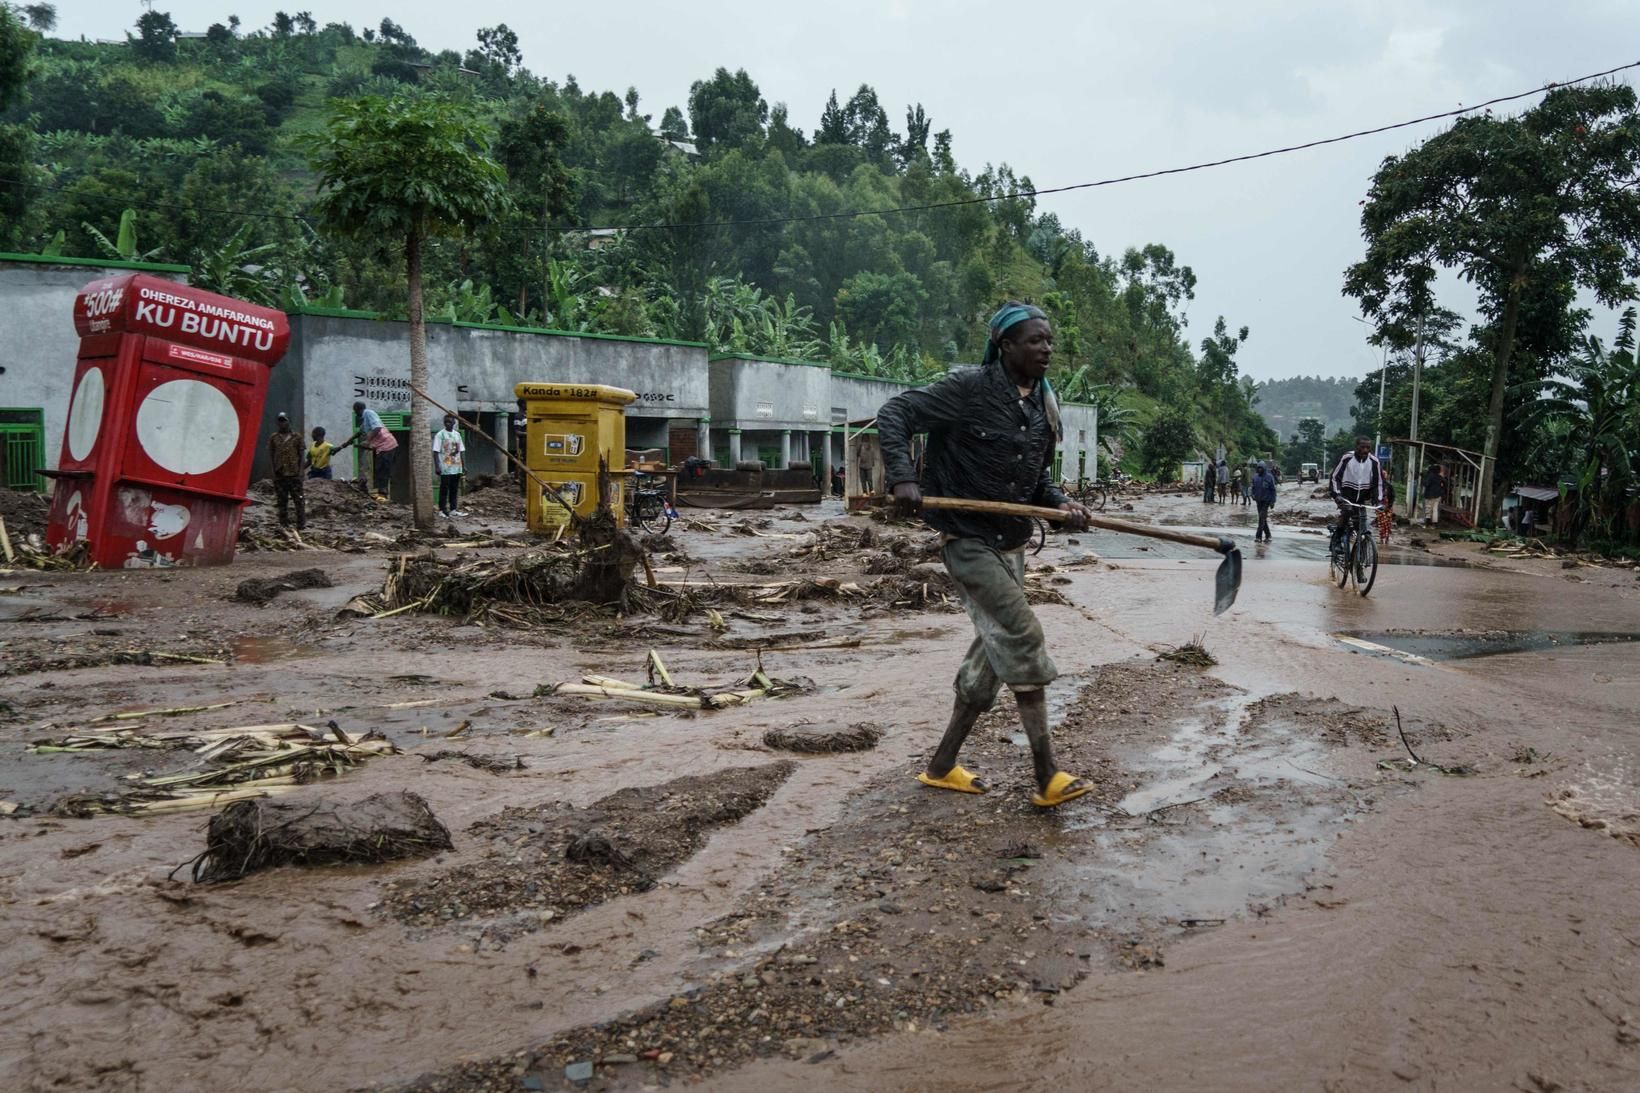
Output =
[
  {"x1": 551, "y1": 59, "x2": 1640, "y2": 234},
  {"x1": 3, "y1": 58, "x2": 1637, "y2": 241}
]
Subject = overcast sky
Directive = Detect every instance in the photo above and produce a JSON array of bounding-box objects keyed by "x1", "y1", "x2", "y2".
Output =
[{"x1": 54, "y1": 0, "x2": 1640, "y2": 382}]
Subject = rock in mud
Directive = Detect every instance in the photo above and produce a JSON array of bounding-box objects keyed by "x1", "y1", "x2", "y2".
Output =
[{"x1": 192, "y1": 791, "x2": 452, "y2": 883}]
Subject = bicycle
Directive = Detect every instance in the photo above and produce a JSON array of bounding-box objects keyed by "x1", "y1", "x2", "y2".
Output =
[
  {"x1": 1328, "y1": 497, "x2": 1380, "y2": 596},
  {"x1": 625, "y1": 471, "x2": 674, "y2": 534},
  {"x1": 1068, "y1": 477, "x2": 1112, "y2": 512}
]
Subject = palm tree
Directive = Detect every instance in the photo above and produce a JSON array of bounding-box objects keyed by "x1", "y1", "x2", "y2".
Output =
[{"x1": 305, "y1": 93, "x2": 510, "y2": 528}]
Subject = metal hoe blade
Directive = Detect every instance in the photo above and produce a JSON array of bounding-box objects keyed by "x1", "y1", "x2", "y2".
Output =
[{"x1": 1212, "y1": 535, "x2": 1243, "y2": 615}]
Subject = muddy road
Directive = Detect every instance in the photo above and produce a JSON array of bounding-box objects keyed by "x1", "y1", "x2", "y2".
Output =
[{"x1": 2, "y1": 480, "x2": 1638, "y2": 1092}]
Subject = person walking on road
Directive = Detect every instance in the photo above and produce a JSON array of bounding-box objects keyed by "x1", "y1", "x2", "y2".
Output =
[
  {"x1": 349, "y1": 401, "x2": 399, "y2": 502},
  {"x1": 877, "y1": 301, "x2": 1096, "y2": 809},
  {"x1": 433, "y1": 414, "x2": 467, "y2": 518},
  {"x1": 1421, "y1": 462, "x2": 1445, "y2": 526},
  {"x1": 267, "y1": 412, "x2": 306, "y2": 530},
  {"x1": 1216, "y1": 458, "x2": 1230, "y2": 504},
  {"x1": 1251, "y1": 460, "x2": 1277, "y2": 541}
]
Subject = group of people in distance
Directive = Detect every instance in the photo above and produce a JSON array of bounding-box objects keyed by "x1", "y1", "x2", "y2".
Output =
[{"x1": 263, "y1": 401, "x2": 469, "y2": 531}]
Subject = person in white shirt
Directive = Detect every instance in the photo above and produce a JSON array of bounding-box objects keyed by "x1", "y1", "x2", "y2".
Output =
[
  {"x1": 433, "y1": 414, "x2": 467, "y2": 517},
  {"x1": 1329, "y1": 437, "x2": 1382, "y2": 555}
]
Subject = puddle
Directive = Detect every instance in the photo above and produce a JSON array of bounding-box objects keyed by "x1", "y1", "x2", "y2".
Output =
[
  {"x1": 1341, "y1": 629, "x2": 1639, "y2": 662},
  {"x1": 1047, "y1": 694, "x2": 1356, "y2": 927},
  {"x1": 230, "y1": 636, "x2": 322, "y2": 664}
]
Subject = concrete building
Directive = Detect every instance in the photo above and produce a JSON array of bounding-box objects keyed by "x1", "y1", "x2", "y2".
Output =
[
  {"x1": 264, "y1": 309, "x2": 711, "y2": 496},
  {"x1": 2, "y1": 256, "x2": 1094, "y2": 503}
]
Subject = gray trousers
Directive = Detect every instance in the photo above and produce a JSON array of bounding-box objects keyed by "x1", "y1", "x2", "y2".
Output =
[{"x1": 942, "y1": 538, "x2": 1058, "y2": 711}]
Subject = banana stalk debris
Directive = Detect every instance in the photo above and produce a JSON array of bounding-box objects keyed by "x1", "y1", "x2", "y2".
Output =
[
  {"x1": 540, "y1": 655, "x2": 811, "y2": 712},
  {"x1": 34, "y1": 722, "x2": 398, "y2": 817}
]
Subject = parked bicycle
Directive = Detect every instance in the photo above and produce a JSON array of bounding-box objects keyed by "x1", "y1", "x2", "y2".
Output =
[
  {"x1": 1328, "y1": 498, "x2": 1379, "y2": 596},
  {"x1": 626, "y1": 471, "x2": 675, "y2": 534},
  {"x1": 1067, "y1": 475, "x2": 1121, "y2": 512}
]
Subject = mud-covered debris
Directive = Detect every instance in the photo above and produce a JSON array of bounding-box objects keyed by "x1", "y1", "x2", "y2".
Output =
[
  {"x1": 191, "y1": 791, "x2": 452, "y2": 882},
  {"x1": 39, "y1": 723, "x2": 396, "y2": 817},
  {"x1": 234, "y1": 567, "x2": 333, "y2": 605},
  {"x1": 1157, "y1": 640, "x2": 1217, "y2": 667},
  {"x1": 359, "y1": 514, "x2": 647, "y2": 624},
  {"x1": 381, "y1": 762, "x2": 797, "y2": 939},
  {"x1": 3, "y1": 645, "x2": 225, "y2": 677},
  {"x1": 0, "y1": 488, "x2": 50, "y2": 542},
  {"x1": 762, "y1": 722, "x2": 883, "y2": 753},
  {"x1": 418, "y1": 750, "x2": 524, "y2": 774}
]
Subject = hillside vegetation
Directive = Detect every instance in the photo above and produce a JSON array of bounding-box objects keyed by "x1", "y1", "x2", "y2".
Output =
[{"x1": 4, "y1": 8, "x2": 1279, "y2": 472}]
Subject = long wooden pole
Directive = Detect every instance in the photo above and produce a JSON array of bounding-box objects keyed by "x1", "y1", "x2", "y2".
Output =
[
  {"x1": 890, "y1": 495, "x2": 1231, "y2": 553},
  {"x1": 404, "y1": 380, "x2": 581, "y2": 527}
]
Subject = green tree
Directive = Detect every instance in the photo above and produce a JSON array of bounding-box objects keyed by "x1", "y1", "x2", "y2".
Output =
[
  {"x1": 1139, "y1": 408, "x2": 1196, "y2": 477},
  {"x1": 21, "y1": 4, "x2": 53, "y2": 32},
  {"x1": 816, "y1": 90, "x2": 847, "y2": 144},
  {"x1": 1284, "y1": 417, "x2": 1326, "y2": 474},
  {"x1": 131, "y1": 9, "x2": 178, "y2": 61},
  {"x1": 1344, "y1": 83, "x2": 1640, "y2": 523},
  {"x1": 0, "y1": 3, "x2": 34, "y2": 231},
  {"x1": 657, "y1": 105, "x2": 688, "y2": 141},
  {"x1": 686, "y1": 67, "x2": 766, "y2": 153},
  {"x1": 475, "y1": 24, "x2": 520, "y2": 73},
  {"x1": 304, "y1": 93, "x2": 510, "y2": 528}
]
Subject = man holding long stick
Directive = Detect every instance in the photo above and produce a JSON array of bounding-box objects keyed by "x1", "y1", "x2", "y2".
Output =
[{"x1": 877, "y1": 303, "x2": 1095, "y2": 807}]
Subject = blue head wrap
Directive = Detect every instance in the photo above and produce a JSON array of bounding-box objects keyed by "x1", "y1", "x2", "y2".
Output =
[{"x1": 983, "y1": 302, "x2": 1054, "y2": 405}]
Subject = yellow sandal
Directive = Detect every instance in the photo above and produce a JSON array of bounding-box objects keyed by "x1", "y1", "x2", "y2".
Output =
[
  {"x1": 916, "y1": 766, "x2": 989, "y2": 794},
  {"x1": 1031, "y1": 771, "x2": 1092, "y2": 808}
]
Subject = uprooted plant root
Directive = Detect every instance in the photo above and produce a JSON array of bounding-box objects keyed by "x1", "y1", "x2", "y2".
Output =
[
  {"x1": 189, "y1": 791, "x2": 452, "y2": 883},
  {"x1": 1157, "y1": 639, "x2": 1217, "y2": 668},
  {"x1": 763, "y1": 722, "x2": 884, "y2": 753},
  {"x1": 357, "y1": 512, "x2": 650, "y2": 625}
]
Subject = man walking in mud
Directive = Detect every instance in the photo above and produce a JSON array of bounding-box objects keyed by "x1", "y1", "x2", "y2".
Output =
[{"x1": 877, "y1": 302, "x2": 1096, "y2": 808}]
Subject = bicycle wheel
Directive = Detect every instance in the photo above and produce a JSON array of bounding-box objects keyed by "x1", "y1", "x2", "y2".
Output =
[
  {"x1": 638, "y1": 496, "x2": 670, "y2": 534},
  {"x1": 1090, "y1": 486, "x2": 1108, "y2": 512},
  {"x1": 1353, "y1": 532, "x2": 1378, "y2": 596},
  {"x1": 1334, "y1": 529, "x2": 1352, "y2": 588}
]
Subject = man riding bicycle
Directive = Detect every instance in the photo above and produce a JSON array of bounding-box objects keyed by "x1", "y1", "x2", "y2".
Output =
[{"x1": 1329, "y1": 437, "x2": 1383, "y2": 557}]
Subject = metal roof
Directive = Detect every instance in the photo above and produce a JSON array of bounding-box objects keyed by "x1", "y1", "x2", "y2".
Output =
[{"x1": 1513, "y1": 485, "x2": 1559, "y2": 502}]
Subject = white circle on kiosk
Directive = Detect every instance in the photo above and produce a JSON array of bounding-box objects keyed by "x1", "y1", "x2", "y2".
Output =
[
  {"x1": 67, "y1": 366, "x2": 105, "y2": 461},
  {"x1": 135, "y1": 379, "x2": 241, "y2": 476}
]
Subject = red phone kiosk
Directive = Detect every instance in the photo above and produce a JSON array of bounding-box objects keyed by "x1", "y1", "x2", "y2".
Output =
[{"x1": 46, "y1": 274, "x2": 290, "y2": 568}]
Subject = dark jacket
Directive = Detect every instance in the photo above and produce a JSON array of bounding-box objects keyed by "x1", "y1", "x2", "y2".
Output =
[
  {"x1": 1422, "y1": 466, "x2": 1445, "y2": 501},
  {"x1": 1251, "y1": 467, "x2": 1277, "y2": 504},
  {"x1": 878, "y1": 363, "x2": 1067, "y2": 549}
]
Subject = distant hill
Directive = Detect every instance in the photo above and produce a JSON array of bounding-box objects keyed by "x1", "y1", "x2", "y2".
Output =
[{"x1": 1252, "y1": 375, "x2": 1358, "y2": 441}]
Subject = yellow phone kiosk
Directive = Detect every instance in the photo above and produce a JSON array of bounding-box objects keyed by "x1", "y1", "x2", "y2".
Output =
[{"x1": 514, "y1": 382, "x2": 637, "y2": 533}]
